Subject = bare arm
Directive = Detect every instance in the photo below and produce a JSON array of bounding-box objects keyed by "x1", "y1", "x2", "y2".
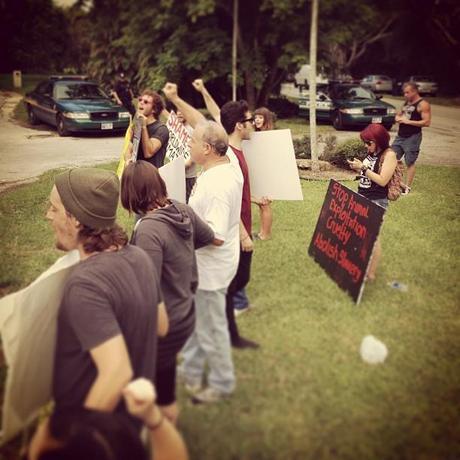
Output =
[
  {"x1": 139, "y1": 120, "x2": 164, "y2": 159},
  {"x1": 162, "y1": 82, "x2": 206, "y2": 129},
  {"x1": 239, "y1": 220, "x2": 253, "y2": 252},
  {"x1": 192, "y1": 79, "x2": 221, "y2": 123},
  {"x1": 396, "y1": 100, "x2": 431, "y2": 127},
  {"x1": 84, "y1": 334, "x2": 133, "y2": 411},
  {"x1": 347, "y1": 149, "x2": 398, "y2": 187},
  {"x1": 124, "y1": 379, "x2": 189, "y2": 460},
  {"x1": 157, "y1": 301, "x2": 169, "y2": 337}
]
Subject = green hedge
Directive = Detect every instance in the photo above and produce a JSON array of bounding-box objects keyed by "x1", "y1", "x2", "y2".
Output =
[{"x1": 293, "y1": 135, "x2": 365, "y2": 169}]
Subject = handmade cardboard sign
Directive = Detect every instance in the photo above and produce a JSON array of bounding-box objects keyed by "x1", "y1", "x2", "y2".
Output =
[
  {"x1": 159, "y1": 157, "x2": 186, "y2": 203},
  {"x1": 308, "y1": 180, "x2": 385, "y2": 303},
  {"x1": 242, "y1": 129, "x2": 303, "y2": 200},
  {"x1": 0, "y1": 251, "x2": 80, "y2": 444},
  {"x1": 131, "y1": 116, "x2": 143, "y2": 162},
  {"x1": 166, "y1": 111, "x2": 192, "y2": 162}
]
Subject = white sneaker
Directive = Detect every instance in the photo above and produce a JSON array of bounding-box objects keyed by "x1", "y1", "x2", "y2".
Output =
[
  {"x1": 401, "y1": 186, "x2": 411, "y2": 195},
  {"x1": 191, "y1": 387, "x2": 231, "y2": 404},
  {"x1": 234, "y1": 306, "x2": 249, "y2": 317},
  {"x1": 177, "y1": 366, "x2": 203, "y2": 395}
]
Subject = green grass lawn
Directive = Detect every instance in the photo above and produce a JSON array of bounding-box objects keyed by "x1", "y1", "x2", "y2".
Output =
[
  {"x1": 0, "y1": 73, "x2": 47, "y2": 96},
  {"x1": 0, "y1": 164, "x2": 459, "y2": 459}
]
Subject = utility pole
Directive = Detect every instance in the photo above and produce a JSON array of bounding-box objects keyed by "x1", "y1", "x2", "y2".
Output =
[
  {"x1": 232, "y1": 0, "x2": 239, "y2": 101},
  {"x1": 309, "y1": 0, "x2": 319, "y2": 171}
]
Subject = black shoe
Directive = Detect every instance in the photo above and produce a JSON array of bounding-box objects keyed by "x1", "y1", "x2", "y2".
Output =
[{"x1": 231, "y1": 336, "x2": 259, "y2": 349}]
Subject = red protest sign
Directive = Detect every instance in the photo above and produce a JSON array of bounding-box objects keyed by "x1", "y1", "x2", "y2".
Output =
[{"x1": 308, "y1": 180, "x2": 386, "y2": 303}]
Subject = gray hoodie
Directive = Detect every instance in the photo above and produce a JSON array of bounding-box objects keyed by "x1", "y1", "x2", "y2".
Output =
[{"x1": 131, "y1": 200, "x2": 214, "y2": 334}]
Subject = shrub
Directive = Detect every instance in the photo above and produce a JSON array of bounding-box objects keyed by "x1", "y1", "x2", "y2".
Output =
[
  {"x1": 319, "y1": 134, "x2": 338, "y2": 160},
  {"x1": 325, "y1": 138, "x2": 367, "y2": 168},
  {"x1": 293, "y1": 135, "x2": 311, "y2": 159},
  {"x1": 267, "y1": 97, "x2": 299, "y2": 119}
]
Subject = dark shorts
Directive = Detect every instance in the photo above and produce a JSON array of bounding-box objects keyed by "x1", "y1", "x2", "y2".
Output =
[{"x1": 391, "y1": 133, "x2": 422, "y2": 166}]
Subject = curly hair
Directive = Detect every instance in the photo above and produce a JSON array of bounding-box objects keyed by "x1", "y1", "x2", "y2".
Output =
[
  {"x1": 141, "y1": 89, "x2": 164, "y2": 118},
  {"x1": 78, "y1": 224, "x2": 128, "y2": 254}
]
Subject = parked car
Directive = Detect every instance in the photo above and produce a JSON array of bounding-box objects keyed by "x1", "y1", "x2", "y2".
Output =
[
  {"x1": 24, "y1": 76, "x2": 131, "y2": 136},
  {"x1": 298, "y1": 84, "x2": 396, "y2": 130},
  {"x1": 393, "y1": 76, "x2": 439, "y2": 96},
  {"x1": 360, "y1": 75, "x2": 393, "y2": 93}
]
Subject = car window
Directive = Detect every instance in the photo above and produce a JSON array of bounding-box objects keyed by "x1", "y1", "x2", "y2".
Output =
[
  {"x1": 36, "y1": 82, "x2": 52, "y2": 95},
  {"x1": 332, "y1": 86, "x2": 375, "y2": 100},
  {"x1": 54, "y1": 83, "x2": 108, "y2": 100},
  {"x1": 413, "y1": 76, "x2": 431, "y2": 82}
]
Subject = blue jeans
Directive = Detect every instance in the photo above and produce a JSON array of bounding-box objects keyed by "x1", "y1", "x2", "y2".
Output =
[
  {"x1": 180, "y1": 288, "x2": 235, "y2": 394},
  {"x1": 233, "y1": 288, "x2": 249, "y2": 310}
]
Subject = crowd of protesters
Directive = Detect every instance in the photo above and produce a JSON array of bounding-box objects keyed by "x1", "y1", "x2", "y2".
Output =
[{"x1": 24, "y1": 78, "x2": 428, "y2": 459}]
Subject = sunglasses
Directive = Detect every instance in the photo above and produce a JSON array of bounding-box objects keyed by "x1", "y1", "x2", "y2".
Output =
[
  {"x1": 240, "y1": 116, "x2": 255, "y2": 124},
  {"x1": 363, "y1": 140, "x2": 374, "y2": 146},
  {"x1": 138, "y1": 98, "x2": 152, "y2": 104}
]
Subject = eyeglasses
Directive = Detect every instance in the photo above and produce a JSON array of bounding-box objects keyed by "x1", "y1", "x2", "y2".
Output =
[
  {"x1": 363, "y1": 140, "x2": 374, "y2": 146},
  {"x1": 240, "y1": 116, "x2": 255, "y2": 125}
]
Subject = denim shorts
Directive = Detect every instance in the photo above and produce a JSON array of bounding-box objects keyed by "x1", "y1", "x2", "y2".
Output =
[
  {"x1": 391, "y1": 133, "x2": 422, "y2": 166},
  {"x1": 371, "y1": 198, "x2": 389, "y2": 210}
]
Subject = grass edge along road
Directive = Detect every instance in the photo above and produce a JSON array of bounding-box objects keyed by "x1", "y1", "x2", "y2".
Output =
[{"x1": 0, "y1": 164, "x2": 459, "y2": 460}]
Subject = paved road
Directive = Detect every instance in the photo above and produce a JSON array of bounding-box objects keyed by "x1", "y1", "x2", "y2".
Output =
[
  {"x1": 281, "y1": 84, "x2": 460, "y2": 167},
  {"x1": 0, "y1": 93, "x2": 124, "y2": 192},
  {"x1": 0, "y1": 90, "x2": 459, "y2": 192}
]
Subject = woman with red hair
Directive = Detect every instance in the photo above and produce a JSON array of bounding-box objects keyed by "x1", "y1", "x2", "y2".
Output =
[{"x1": 347, "y1": 123, "x2": 397, "y2": 280}]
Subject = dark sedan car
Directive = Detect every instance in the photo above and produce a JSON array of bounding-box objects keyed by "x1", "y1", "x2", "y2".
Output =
[
  {"x1": 299, "y1": 84, "x2": 396, "y2": 130},
  {"x1": 24, "y1": 76, "x2": 131, "y2": 136}
]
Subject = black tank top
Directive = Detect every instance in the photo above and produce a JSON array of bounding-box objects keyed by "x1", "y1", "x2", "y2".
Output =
[
  {"x1": 398, "y1": 99, "x2": 423, "y2": 137},
  {"x1": 358, "y1": 151, "x2": 388, "y2": 200}
]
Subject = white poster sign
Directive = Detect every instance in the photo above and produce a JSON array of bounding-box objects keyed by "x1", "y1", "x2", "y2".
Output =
[
  {"x1": 159, "y1": 157, "x2": 186, "y2": 203},
  {"x1": 166, "y1": 112, "x2": 191, "y2": 162},
  {"x1": 242, "y1": 129, "x2": 303, "y2": 200},
  {"x1": 0, "y1": 251, "x2": 80, "y2": 444}
]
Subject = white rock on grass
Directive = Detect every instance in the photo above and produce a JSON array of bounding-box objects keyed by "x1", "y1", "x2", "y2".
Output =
[{"x1": 360, "y1": 335, "x2": 388, "y2": 364}]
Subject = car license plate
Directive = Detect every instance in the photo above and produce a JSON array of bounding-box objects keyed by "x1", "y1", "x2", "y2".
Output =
[
  {"x1": 101, "y1": 123, "x2": 113, "y2": 130},
  {"x1": 372, "y1": 117, "x2": 382, "y2": 123}
]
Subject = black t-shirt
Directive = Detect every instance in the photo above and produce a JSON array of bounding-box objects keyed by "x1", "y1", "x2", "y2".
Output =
[
  {"x1": 53, "y1": 245, "x2": 161, "y2": 428},
  {"x1": 358, "y1": 152, "x2": 388, "y2": 200},
  {"x1": 137, "y1": 120, "x2": 169, "y2": 169},
  {"x1": 398, "y1": 99, "x2": 423, "y2": 137}
]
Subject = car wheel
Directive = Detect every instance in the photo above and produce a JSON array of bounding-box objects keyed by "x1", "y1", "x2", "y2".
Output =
[
  {"x1": 332, "y1": 112, "x2": 344, "y2": 130},
  {"x1": 27, "y1": 104, "x2": 38, "y2": 125},
  {"x1": 56, "y1": 114, "x2": 69, "y2": 137}
]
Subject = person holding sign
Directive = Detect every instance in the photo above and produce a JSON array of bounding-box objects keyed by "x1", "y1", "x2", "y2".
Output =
[
  {"x1": 29, "y1": 168, "x2": 168, "y2": 453},
  {"x1": 124, "y1": 90, "x2": 169, "y2": 168},
  {"x1": 347, "y1": 124, "x2": 397, "y2": 280},
  {"x1": 252, "y1": 106, "x2": 276, "y2": 241},
  {"x1": 120, "y1": 160, "x2": 215, "y2": 421}
]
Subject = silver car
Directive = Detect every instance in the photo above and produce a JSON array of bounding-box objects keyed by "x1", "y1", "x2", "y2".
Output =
[
  {"x1": 408, "y1": 76, "x2": 438, "y2": 96},
  {"x1": 361, "y1": 75, "x2": 393, "y2": 93}
]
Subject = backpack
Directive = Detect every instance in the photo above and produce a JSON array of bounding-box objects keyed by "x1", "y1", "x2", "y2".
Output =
[{"x1": 378, "y1": 149, "x2": 405, "y2": 201}]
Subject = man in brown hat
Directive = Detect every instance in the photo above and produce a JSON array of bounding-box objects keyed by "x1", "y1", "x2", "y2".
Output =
[{"x1": 45, "y1": 167, "x2": 167, "y2": 428}]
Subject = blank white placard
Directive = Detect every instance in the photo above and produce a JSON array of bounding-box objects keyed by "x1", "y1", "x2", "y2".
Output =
[{"x1": 242, "y1": 129, "x2": 303, "y2": 200}]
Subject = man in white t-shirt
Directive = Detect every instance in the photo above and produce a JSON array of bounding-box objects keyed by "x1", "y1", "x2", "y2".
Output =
[{"x1": 179, "y1": 120, "x2": 243, "y2": 404}]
